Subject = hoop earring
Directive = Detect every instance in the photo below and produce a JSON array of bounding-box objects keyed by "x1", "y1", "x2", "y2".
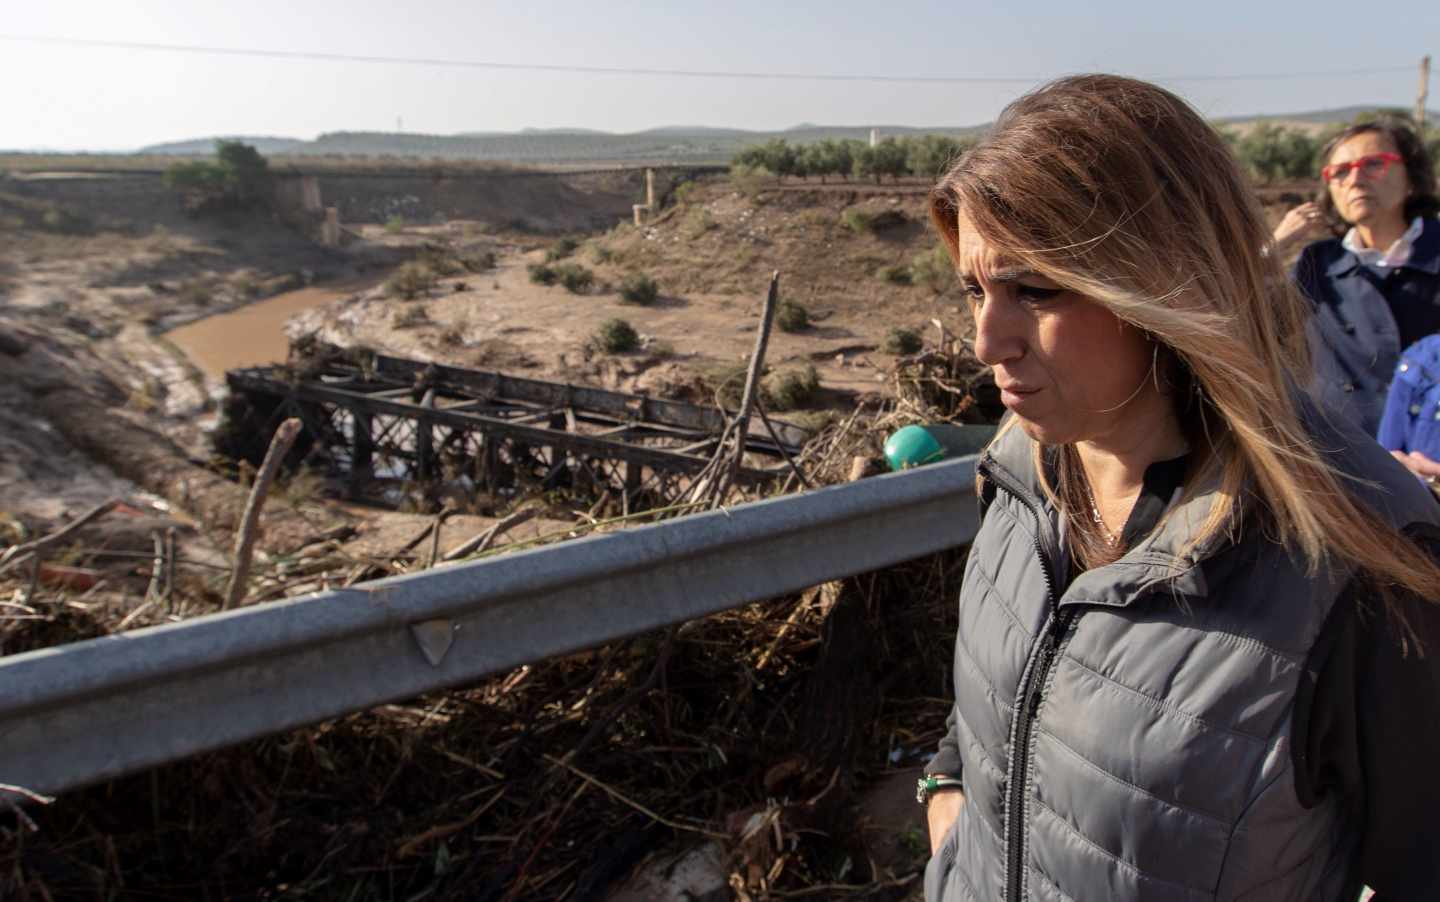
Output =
[
  {"x1": 1195, "y1": 378, "x2": 1215, "y2": 450},
  {"x1": 1087, "y1": 341, "x2": 1159, "y2": 414}
]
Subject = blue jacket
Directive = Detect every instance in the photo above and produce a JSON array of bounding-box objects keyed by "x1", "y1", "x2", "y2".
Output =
[
  {"x1": 1378, "y1": 334, "x2": 1440, "y2": 459},
  {"x1": 1293, "y1": 218, "x2": 1440, "y2": 436}
]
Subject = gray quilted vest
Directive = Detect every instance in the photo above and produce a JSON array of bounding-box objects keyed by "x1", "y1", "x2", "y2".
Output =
[{"x1": 926, "y1": 412, "x2": 1440, "y2": 902}]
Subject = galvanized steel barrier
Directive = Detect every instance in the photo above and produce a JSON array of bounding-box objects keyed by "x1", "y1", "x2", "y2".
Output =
[{"x1": 0, "y1": 456, "x2": 980, "y2": 798}]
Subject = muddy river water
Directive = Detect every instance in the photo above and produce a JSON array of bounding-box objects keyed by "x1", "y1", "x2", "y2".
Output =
[{"x1": 166, "y1": 281, "x2": 366, "y2": 379}]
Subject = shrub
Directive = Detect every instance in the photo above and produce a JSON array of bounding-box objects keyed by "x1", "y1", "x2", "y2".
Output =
[
  {"x1": 387, "y1": 262, "x2": 437, "y2": 299},
  {"x1": 910, "y1": 245, "x2": 955, "y2": 294},
  {"x1": 906, "y1": 134, "x2": 973, "y2": 179},
  {"x1": 214, "y1": 140, "x2": 271, "y2": 206},
  {"x1": 594, "y1": 318, "x2": 639, "y2": 353},
  {"x1": 527, "y1": 263, "x2": 558, "y2": 286},
  {"x1": 39, "y1": 205, "x2": 91, "y2": 234},
  {"x1": 262, "y1": 271, "x2": 305, "y2": 295},
  {"x1": 732, "y1": 138, "x2": 798, "y2": 178},
  {"x1": 466, "y1": 249, "x2": 497, "y2": 271},
  {"x1": 230, "y1": 273, "x2": 259, "y2": 298},
  {"x1": 164, "y1": 140, "x2": 271, "y2": 213},
  {"x1": 414, "y1": 242, "x2": 492, "y2": 276},
  {"x1": 674, "y1": 181, "x2": 700, "y2": 205},
  {"x1": 764, "y1": 365, "x2": 821, "y2": 410},
  {"x1": 164, "y1": 160, "x2": 228, "y2": 196},
  {"x1": 798, "y1": 209, "x2": 832, "y2": 228},
  {"x1": 1234, "y1": 122, "x2": 1320, "y2": 182},
  {"x1": 179, "y1": 279, "x2": 211, "y2": 307},
  {"x1": 883, "y1": 327, "x2": 924, "y2": 355},
  {"x1": 393, "y1": 306, "x2": 431, "y2": 329},
  {"x1": 868, "y1": 209, "x2": 908, "y2": 231},
  {"x1": 840, "y1": 209, "x2": 873, "y2": 234},
  {"x1": 384, "y1": 216, "x2": 405, "y2": 234},
  {"x1": 619, "y1": 272, "x2": 659, "y2": 305},
  {"x1": 775, "y1": 299, "x2": 810, "y2": 333},
  {"x1": 590, "y1": 243, "x2": 614, "y2": 264},
  {"x1": 730, "y1": 134, "x2": 974, "y2": 182},
  {"x1": 437, "y1": 320, "x2": 467, "y2": 347},
  {"x1": 545, "y1": 237, "x2": 579, "y2": 262},
  {"x1": 419, "y1": 245, "x2": 465, "y2": 276},
  {"x1": 554, "y1": 262, "x2": 594, "y2": 294},
  {"x1": 729, "y1": 162, "x2": 772, "y2": 198},
  {"x1": 878, "y1": 264, "x2": 913, "y2": 285},
  {"x1": 707, "y1": 364, "x2": 749, "y2": 410},
  {"x1": 682, "y1": 207, "x2": 716, "y2": 238}
]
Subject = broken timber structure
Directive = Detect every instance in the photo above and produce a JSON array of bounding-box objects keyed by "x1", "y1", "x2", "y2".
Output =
[{"x1": 221, "y1": 351, "x2": 810, "y2": 508}]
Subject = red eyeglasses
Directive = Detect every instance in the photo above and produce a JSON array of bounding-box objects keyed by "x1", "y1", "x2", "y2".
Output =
[{"x1": 1321, "y1": 152, "x2": 1402, "y2": 184}]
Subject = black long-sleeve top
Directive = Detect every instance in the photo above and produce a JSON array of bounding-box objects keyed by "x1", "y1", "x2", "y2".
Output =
[{"x1": 928, "y1": 456, "x2": 1440, "y2": 898}]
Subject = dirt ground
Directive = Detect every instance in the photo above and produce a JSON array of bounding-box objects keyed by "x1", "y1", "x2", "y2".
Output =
[
  {"x1": 289, "y1": 181, "x2": 977, "y2": 419},
  {"x1": 291, "y1": 176, "x2": 1311, "y2": 419}
]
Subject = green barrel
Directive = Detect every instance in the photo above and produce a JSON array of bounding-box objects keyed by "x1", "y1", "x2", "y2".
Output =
[{"x1": 884, "y1": 423, "x2": 999, "y2": 471}]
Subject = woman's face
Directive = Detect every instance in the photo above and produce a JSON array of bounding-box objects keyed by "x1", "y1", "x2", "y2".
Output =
[
  {"x1": 1325, "y1": 131, "x2": 1409, "y2": 228},
  {"x1": 956, "y1": 210, "x2": 1159, "y2": 447}
]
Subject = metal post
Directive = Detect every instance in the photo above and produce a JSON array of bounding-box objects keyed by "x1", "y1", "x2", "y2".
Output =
[
  {"x1": 351, "y1": 409, "x2": 373, "y2": 486},
  {"x1": 1418, "y1": 56, "x2": 1432, "y2": 129},
  {"x1": 416, "y1": 390, "x2": 436, "y2": 482}
]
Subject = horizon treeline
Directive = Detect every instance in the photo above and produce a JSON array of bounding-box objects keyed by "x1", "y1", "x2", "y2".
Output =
[
  {"x1": 730, "y1": 135, "x2": 973, "y2": 183},
  {"x1": 732, "y1": 111, "x2": 1440, "y2": 185}
]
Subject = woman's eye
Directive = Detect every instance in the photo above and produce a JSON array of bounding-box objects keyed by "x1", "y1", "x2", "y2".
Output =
[
  {"x1": 1017, "y1": 285, "x2": 1064, "y2": 303},
  {"x1": 961, "y1": 282, "x2": 985, "y2": 304}
]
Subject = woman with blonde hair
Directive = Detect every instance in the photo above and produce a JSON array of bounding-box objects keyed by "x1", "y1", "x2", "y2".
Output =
[{"x1": 919, "y1": 74, "x2": 1440, "y2": 902}]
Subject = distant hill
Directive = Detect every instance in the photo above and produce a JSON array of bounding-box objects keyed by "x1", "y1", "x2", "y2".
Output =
[
  {"x1": 138, "y1": 136, "x2": 311, "y2": 155},
  {"x1": 517, "y1": 127, "x2": 612, "y2": 136},
  {"x1": 1217, "y1": 105, "x2": 1438, "y2": 126},
  {"x1": 129, "y1": 107, "x2": 1424, "y2": 166},
  {"x1": 137, "y1": 124, "x2": 987, "y2": 166}
]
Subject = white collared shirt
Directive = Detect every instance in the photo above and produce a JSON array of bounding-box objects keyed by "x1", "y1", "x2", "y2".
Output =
[{"x1": 1342, "y1": 216, "x2": 1424, "y2": 269}]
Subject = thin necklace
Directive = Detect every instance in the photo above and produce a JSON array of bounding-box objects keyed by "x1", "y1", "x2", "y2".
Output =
[{"x1": 1082, "y1": 479, "x2": 1122, "y2": 546}]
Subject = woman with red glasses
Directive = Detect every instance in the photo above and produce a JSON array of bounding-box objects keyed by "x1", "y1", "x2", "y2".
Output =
[{"x1": 1282, "y1": 117, "x2": 1440, "y2": 481}]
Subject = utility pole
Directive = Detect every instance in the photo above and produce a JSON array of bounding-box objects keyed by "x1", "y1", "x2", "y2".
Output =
[{"x1": 1417, "y1": 56, "x2": 1431, "y2": 129}]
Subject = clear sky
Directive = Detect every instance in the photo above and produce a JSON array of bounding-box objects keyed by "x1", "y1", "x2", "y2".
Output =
[{"x1": 5, "y1": 0, "x2": 1438, "y2": 151}]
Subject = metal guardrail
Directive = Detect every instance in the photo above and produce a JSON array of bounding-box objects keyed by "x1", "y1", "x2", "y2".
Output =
[{"x1": 0, "y1": 457, "x2": 980, "y2": 797}]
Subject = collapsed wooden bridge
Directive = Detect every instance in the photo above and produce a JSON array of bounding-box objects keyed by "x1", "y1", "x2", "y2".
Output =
[{"x1": 219, "y1": 350, "x2": 810, "y2": 507}]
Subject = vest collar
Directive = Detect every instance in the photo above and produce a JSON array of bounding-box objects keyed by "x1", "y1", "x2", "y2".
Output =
[
  {"x1": 978, "y1": 392, "x2": 1429, "y2": 611},
  {"x1": 1327, "y1": 216, "x2": 1440, "y2": 278},
  {"x1": 980, "y1": 422, "x2": 1218, "y2": 609}
]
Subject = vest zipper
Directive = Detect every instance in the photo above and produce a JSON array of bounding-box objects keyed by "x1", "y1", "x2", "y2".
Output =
[
  {"x1": 1005, "y1": 607, "x2": 1075, "y2": 901},
  {"x1": 978, "y1": 459, "x2": 1068, "y2": 902}
]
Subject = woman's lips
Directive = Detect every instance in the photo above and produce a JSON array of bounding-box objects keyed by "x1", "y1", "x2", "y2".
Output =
[{"x1": 999, "y1": 385, "x2": 1042, "y2": 409}]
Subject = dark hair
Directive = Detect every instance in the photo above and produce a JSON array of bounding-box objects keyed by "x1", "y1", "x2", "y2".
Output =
[{"x1": 1317, "y1": 115, "x2": 1440, "y2": 228}]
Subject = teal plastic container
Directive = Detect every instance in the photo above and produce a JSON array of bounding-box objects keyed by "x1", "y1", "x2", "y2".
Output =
[{"x1": 884, "y1": 424, "x2": 999, "y2": 471}]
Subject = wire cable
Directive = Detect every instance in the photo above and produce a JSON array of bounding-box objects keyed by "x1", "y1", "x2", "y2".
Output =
[{"x1": 0, "y1": 33, "x2": 1417, "y2": 86}]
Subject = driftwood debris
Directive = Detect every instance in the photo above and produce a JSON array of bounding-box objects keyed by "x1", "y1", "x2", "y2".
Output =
[
  {"x1": 224, "y1": 418, "x2": 303, "y2": 610},
  {"x1": 679, "y1": 272, "x2": 782, "y2": 510},
  {"x1": 0, "y1": 497, "x2": 124, "y2": 577},
  {"x1": 442, "y1": 507, "x2": 541, "y2": 562}
]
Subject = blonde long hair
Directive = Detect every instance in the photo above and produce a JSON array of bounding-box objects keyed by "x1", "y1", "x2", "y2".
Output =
[{"x1": 929, "y1": 74, "x2": 1440, "y2": 601}]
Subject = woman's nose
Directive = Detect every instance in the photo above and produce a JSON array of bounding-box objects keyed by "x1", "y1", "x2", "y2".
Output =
[{"x1": 972, "y1": 297, "x2": 1025, "y2": 367}]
